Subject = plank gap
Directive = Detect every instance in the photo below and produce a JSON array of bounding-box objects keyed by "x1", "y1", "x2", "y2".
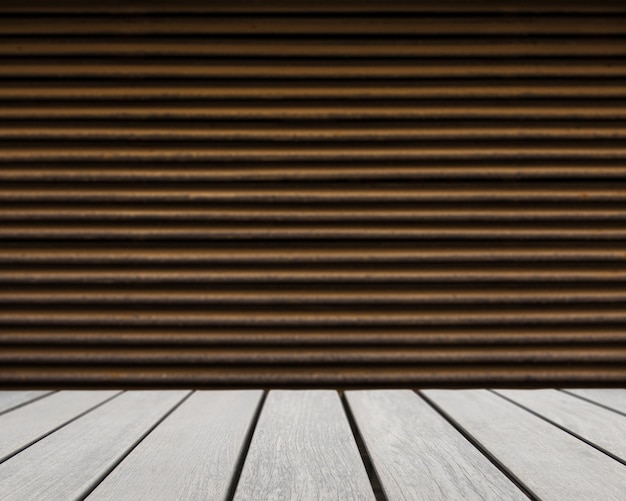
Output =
[
  {"x1": 560, "y1": 389, "x2": 626, "y2": 417},
  {"x1": 490, "y1": 389, "x2": 626, "y2": 466},
  {"x1": 0, "y1": 390, "x2": 55, "y2": 416},
  {"x1": 417, "y1": 390, "x2": 538, "y2": 501},
  {"x1": 225, "y1": 390, "x2": 267, "y2": 501},
  {"x1": 0, "y1": 390, "x2": 123, "y2": 466},
  {"x1": 340, "y1": 391, "x2": 387, "y2": 501},
  {"x1": 77, "y1": 390, "x2": 193, "y2": 500}
]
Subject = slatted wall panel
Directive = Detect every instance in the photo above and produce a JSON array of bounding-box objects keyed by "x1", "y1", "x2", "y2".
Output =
[{"x1": 1, "y1": 0, "x2": 625, "y2": 388}]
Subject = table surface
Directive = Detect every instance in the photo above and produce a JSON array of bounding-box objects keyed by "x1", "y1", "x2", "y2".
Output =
[{"x1": 0, "y1": 388, "x2": 624, "y2": 500}]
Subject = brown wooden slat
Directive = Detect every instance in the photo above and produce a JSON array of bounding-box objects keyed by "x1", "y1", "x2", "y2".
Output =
[
  {"x1": 3, "y1": 147, "x2": 626, "y2": 163},
  {"x1": 3, "y1": 328, "x2": 625, "y2": 346},
  {"x1": 1, "y1": 0, "x2": 624, "y2": 388},
  {"x1": 0, "y1": 16, "x2": 625, "y2": 35},
  {"x1": 1, "y1": 167, "x2": 625, "y2": 182},
  {"x1": 2, "y1": 104, "x2": 626, "y2": 120},
  {"x1": 2, "y1": 287, "x2": 625, "y2": 305},
  {"x1": 3, "y1": 125, "x2": 626, "y2": 141},
  {"x1": 3, "y1": 61, "x2": 626, "y2": 78},
  {"x1": 2, "y1": 0, "x2": 625, "y2": 13},
  {"x1": 1, "y1": 207, "x2": 625, "y2": 222},
  {"x1": 1, "y1": 83, "x2": 624, "y2": 100},
  {"x1": 2, "y1": 225, "x2": 626, "y2": 240},
  {"x1": 2, "y1": 39, "x2": 626, "y2": 57},
  {"x1": 1, "y1": 267, "x2": 625, "y2": 283},
  {"x1": 1, "y1": 346, "x2": 623, "y2": 365},
  {"x1": 0, "y1": 245, "x2": 623, "y2": 264},
  {"x1": 2, "y1": 308, "x2": 626, "y2": 327},
  {"x1": 1, "y1": 184, "x2": 625, "y2": 202},
  {"x1": 2, "y1": 366, "x2": 625, "y2": 388}
]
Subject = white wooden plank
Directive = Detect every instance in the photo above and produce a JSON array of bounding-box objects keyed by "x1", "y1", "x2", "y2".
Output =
[
  {"x1": 346, "y1": 390, "x2": 527, "y2": 500},
  {"x1": 0, "y1": 390, "x2": 53, "y2": 414},
  {"x1": 0, "y1": 390, "x2": 189, "y2": 501},
  {"x1": 496, "y1": 389, "x2": 626, "y2": 461},
  {"x1": 234, "y1": 390, "x2": 375, "y2": 501},
  {"x1": 563, "y1": 389, "x2": 626, "y2": 414},
  {"x1": 87, "y1": 390, "x2": 263, "y2": 501},
  {"x1": 422, "y1": 389, "x2": 626, "y2": 501},
  {"x1": 0, "y1": 390, "x2": 120, "y2": 462}
]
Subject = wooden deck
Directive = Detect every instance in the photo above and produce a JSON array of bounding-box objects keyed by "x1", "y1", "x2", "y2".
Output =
[{"x1": 0, "y1": 389, "x2": 624, "y2": 500}]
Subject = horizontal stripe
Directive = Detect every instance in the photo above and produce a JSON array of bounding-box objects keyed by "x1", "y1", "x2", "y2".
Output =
[
  {"x1": 2, "y1": 0, "x2": 625, "y2": 13},
  {"x1": 0, "y1": 15, "x2": 625, "y2": 35},
  {"x1": 1, "y1": 167, "x2": 626, "y2": 182},
  {"x1": 2, "y1": 0, "x2": 624, "y2": 387},
  {"x1": 1, "y1": 346, "x2": 623, "y2": 364},
  {"x1": 0, "y1": 245, "x2": 622, "y2": 264},
  {"x1": 2, "y1": 104, "x2": 625, "y2": 119},
  {"x1": 1, "y1": 82, "x2": 624, "y2": 99},
  {"x1": 1, "y1": 39, "x2": 626, "y2": 57},
  {"x1": 1, "y1": 366, "x2": 624, "y2": 387}
]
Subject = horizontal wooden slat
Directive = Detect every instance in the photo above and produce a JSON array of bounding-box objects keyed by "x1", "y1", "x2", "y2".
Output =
[
  {"x1": 3, "y1": 39, "x2": 626, "y2": 57},
  {"x1": 3, "y1": 61, "x2": 626, "y2": 79},
  {"x1": 2, "y1": 267, "x2": 625, "y2": 283},
  {"x1": 1, "y1": 308, "x2": 626, "y2": 326},
  {"x1": 1, "y1": 346, "x2": 623, "y2": 365},
  {"x1": 1, "y1": 366, "x2": 625, "y2": 387},
  {"x1": 1, "y1": 82, "x2": 625, "y2": 100},
  {"x1": 1, "y1": 206, "x2": 625, "y2": 222},
  {"x1": 3, "y1": 147, "x2": 626, "y2": 163},
  {"x1": 2, "y1": 0, "x2": 625, "y2": 13},
  {"x1": 3, "y1": 103, "x2": 626, "y2": 120},
  {"x1": 0, "y1": 245, "x2": 623, "y2": 264},
  {"x1": 1, "y1": 184, "x2": 625, "y2": 202},
  {"x1": 1, "y1": 15, "x2": 625, "y2": 35},
  {"x1": 2, "y1": 224, "x2": 626, "y2": 240},
  {"x1": 1, "y1": 0, "x2": 624, "y2": 387},
  {"x1": 3, "y1": 287, "x2": 626, "y2": 305},
  {"x1": 2, "y1": 328, "x2": 625, "y2": 346},
  {"x1": 3, "y1": 124, "x2": 626, "y2": 140},
  {"x1": 2, "y1": 167, "x2": 626, "y2": 182}
]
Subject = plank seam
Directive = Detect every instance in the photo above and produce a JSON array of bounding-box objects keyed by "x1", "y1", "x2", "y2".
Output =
[
  {"x1": 225, "y1": 389, "x2": 267, "y2": 501},
  {"x1": 559, "y1": 389, "x2": 626, "y2": 417},
  {"x1": 76, "y1": 390, "x2": 193, "y2": 501},
  {"x1": 490, "y1": 389, "x2": 626, "y2": 466},
  {"x1": 0, "y1": 390, "x2": 123, "y2": 466},
  {"x1": 0, "y1": 390, "x2": 55, "y2": 417},
  {"x1": 417, "y1": 390, "x2": 538, "y2": 500},
  {"x1": 340, "y1": 391, "x2": 387, "y2": 501}
]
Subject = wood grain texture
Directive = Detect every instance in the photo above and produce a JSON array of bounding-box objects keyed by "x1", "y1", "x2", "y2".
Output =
[
  {"x1": 345, "y1": 390, "x2": 527, "y2": 500},
  {"x1": 234, "y1": 390, "x2": 375, "y2": 501},
  {"x1": 563, "y1": 389, "x2": 626, "y2": 414},
  {"x1": 0, "y1": 390, "x2": 189, "y2": 501},
  {"x1": 1, "y1": 15, "x2": 625, "y2": 35},
  {"x1": 422, "y1": 389, "x2": 626, "y2": 501},
  {"x1": 495, "y1": 389, "x2": 626, "y2": 461},
  {"x1": 0, "y1": 390, "x2": 119, "y2": 462},
  {"x1": 0, "y1": 390, "x2": 52, "y2": 414},
  {"x1": 87, "y1": 390, "x2": 263, "y2": 501},
  {"x1": 2, "y1": 1, "x2": 626, "y2": 388}
]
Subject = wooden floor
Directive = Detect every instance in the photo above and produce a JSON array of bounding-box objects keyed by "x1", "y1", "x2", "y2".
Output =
[{"x1": 0, "y1": 389, "x2": 624, "y2": 500}]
